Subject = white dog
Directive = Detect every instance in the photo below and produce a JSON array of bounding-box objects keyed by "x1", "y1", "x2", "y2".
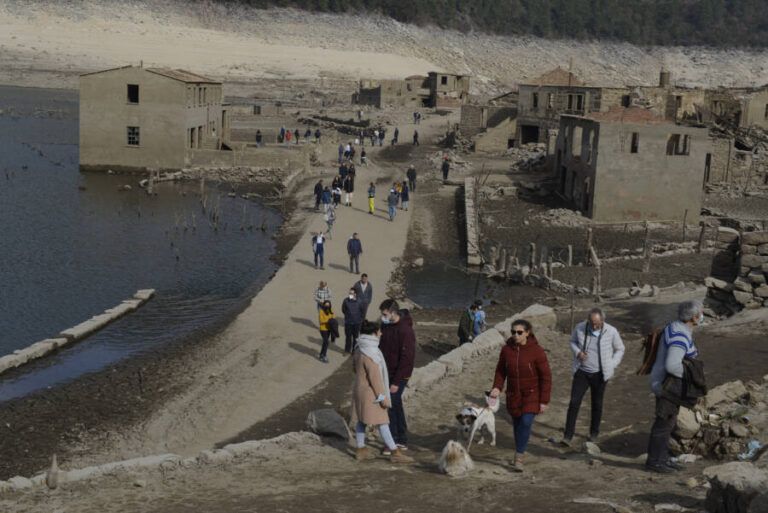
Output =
[
  {"x1": 438, "y1": 440, "x2": 474, "y2": 477},
  {"x1": 455, "y1": 392, "x2": 500, "y2": 451}
]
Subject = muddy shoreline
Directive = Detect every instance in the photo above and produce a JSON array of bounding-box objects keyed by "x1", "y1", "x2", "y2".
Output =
[{"x1": 0, "y1": 175, "x2": 313, "y2": 480}]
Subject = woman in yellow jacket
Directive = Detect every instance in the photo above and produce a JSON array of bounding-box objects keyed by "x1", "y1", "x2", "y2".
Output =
[{"x1": 318, "y1": 300, "x2": 336, "y2": 363}]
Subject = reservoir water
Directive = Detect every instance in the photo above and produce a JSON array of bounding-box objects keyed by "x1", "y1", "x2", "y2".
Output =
[{"x1": 0, "y1": 85, "x2": 282, "y2": 401}]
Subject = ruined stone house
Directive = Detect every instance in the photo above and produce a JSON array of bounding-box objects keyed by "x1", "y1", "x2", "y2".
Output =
[
  {"x1": 554, "y1": 106, "x2": 711, "y2": 223},
  {"x1": 704, "y1": 86, "x2": 768, "y2": 130},
  {"x1": 79, "y1": 65, "x2": 229, "y2": 171},
  {"x1": 427, "y1": 72, "x2": 471, "y2": 108},
  {"x1": 459, "y1": 91, "x2": 518, "y2": 152},
  {"x1": 353, "y1": 72, "x2": 469, "y2": 109}
]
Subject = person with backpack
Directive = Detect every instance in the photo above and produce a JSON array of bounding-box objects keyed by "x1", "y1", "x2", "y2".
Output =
[
  {"x1": 457, "y1": 303, "x2": 477, "y2": 345},
  {"x1": 313, "y1": 180, "x2": 323, "y2": 211},
  {"x1": 342, "y1": 288, "x2": 364, "y2": 353},
  {"x1": 561, "y1": 307, "x2": 625, "y2": 447},
  {"x1": 644, "y1": 300, "x2": 706, "y2": 474}
]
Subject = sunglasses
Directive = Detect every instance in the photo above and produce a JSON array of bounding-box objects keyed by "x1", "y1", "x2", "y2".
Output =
[{"x1": 512, "y1": 330, "x2": 526, "y2": 335}]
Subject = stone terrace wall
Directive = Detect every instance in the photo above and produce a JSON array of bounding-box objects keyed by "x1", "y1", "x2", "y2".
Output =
[{"x1": 705, "y1": 228, "x2": 768, "y2": 316}]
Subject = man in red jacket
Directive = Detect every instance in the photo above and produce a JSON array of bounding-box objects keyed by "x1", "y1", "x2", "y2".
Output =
[{"x1": 378, "y1": 299, "x2": 416, "y2": 452}]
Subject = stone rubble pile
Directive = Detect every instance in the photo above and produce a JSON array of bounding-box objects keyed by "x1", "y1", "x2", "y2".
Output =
[
  {"x1": 534, "y1": 208, "x2": 590, "y2": 227},
  {"x1": 671, "y1": 379, "x2": 768, "y2": 460},
  {"x1": 705, "y1": 228, "x2": 768, "y2": 317},
  {"x1": 506, "y1": 143, "x2": 547, "y2": 171}
]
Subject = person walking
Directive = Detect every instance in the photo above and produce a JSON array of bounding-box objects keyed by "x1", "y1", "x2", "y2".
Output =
[
  {"x1": 490, "y1": 319, "x2": 552, "y2": 472},
  {"x1": 392, "y1": 127, "x2": 399, "y2": 145},
  {"x1": 304, "y1": 127, "x2": 312, "y2": 141},
  {"x1": 338, "y1": 143, "x2": 344, "y2": 164},
  {"x1": 321, "y1": 186, "x2": 332, "y2": 214},
  {"x1": 371, "y1": 129, "x2": 378, "y2": 147},
  {"x1": 406, "y1": 164, "x2": 416, "y2": 192},
  {"x1": 360, "y1": 148, "x2": 368, "y2": 166},
  {"x1": 314, "y1": 281, "x2": 331, "y2": 310},
  {"x1": 387, "y1": 188, "x2": 399, "y2": 222},
  {"x1": 441, "y1": 157, "x2": 450, "y2": 182},
  {"x1": 473, "y1": 300, "x2": 486, "y2": 337},
  {"x1": 378, "y1": 299, "x2": 416, "y2": 451},
  {"x1": 339, "y1": 162, "x2": 349, "y2": 182},
  {"x1": 412, "y1": 130, "x2": 419, "y2": 146},
  {"x1": 317, "y1": 300, "x2": 335, "y2": 363},
  {"x1": 378, "y1": 129, "x2": 385, "y2": 147},
  {"x1": 347, "y1": 232, "x2": 363, "y2": 274},
  {"x1": 294, "y1": 128, "x2": 300, "y2": 144},
  {"x1": 324, "y1": 208, "x2": 336, "y2": 238},
  {"x1": 332, "y1": 184, "x2": 342, "y2": 208},
  {"x1": 312, "y1": 231, "x2": 326, "y2": 270},
  {"x1": 313, "y1": 180, "x2": 323, "y2": 211},
  {"x1": 353, "y1": 273, "x2": 373, "y2": 320},
  {"x1": 367, "y1": 182, "x2": 376, "y2": 215},
  {"x1": 645, "y1": 300, "x2": 705, "y2": 473},
  {"x1": 314, "y1": 128, "x2": 321, "y2": 143},
  {"x1": 279, "y1": 126, "x2": 286, "y2": 143},
  {"x1": 343, "y1": 174, "x2": 354, "y2": 207},
  {"x1": 562, "y1": 307, "x2": 625, "y2": 447},
  {"x1": 351, "y1": 320, "x2": 414, "y2": 463},
  {"x1": 255, "y1": 129, "x2": 263, "y2": 147},
  {"x1": 457, "y1": 303, "x2": 477, "y2": 345},
  {"x1": 400, "y1": 182, "x2": 410, "y2": 211},
  {"x1": 342, "y1": 288, "x2": 364, "y2": 353},
  {"x1": 285, "y1": 130, "x2": 292, "y2": 144}
]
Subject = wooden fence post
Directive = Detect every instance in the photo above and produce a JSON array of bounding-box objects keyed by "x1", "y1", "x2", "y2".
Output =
[
  {"x1": 697, "y1": 223, "x2": 706, "y2": 253},
  {"x1": 682, "y1": 209, "x2": 688, "y2": 241},
  {"x1": 586, "y1": 227, "x2": 594, "y2": 265},
  {"x1": 567, "y1": 244, "x2": 573, "y2": 267}
]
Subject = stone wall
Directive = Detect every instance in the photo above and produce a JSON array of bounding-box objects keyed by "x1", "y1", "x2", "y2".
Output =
[
  {"x1": 464, "y1": 177, "x2": 482, "y2": 266},
  {"x1": 705, "y1": 228, "x2": 768, "y2": 316}
]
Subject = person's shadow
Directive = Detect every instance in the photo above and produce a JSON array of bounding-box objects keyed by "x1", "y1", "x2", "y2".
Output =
[{"x1": 290, "y1": 316, "x2": 316, "y2": 329}]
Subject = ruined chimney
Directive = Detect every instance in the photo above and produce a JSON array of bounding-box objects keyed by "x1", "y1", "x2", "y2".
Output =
[{"x1": 659, "y1": 69, "x2": 672, "y2": 88}]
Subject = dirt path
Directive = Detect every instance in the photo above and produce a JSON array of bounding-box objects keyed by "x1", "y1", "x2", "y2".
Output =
[{"x1": 89, "y1": 114, "x2": 447, "y2": 463}]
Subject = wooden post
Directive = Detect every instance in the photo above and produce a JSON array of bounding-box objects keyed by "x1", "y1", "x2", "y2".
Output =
[
  {"x1": 642, "y1": 220, "x2": 650, "y2": 259},
  {"x1": 498, "y1": 248, "x2": 507, "y2": 274},
  {"x1": 586, "y1": 227, "x2": 594, "y2": 264},
  {"x1": 529, "y1": 242, "x2": 536, "y2": 270},
  {"x1": 682, "y1": 209, "x2": 688, "y2": 241},
  {"x1": 643, "y1": 245, "x2": 652, "y2": 273},
  {"x1": 567, "y1": 244, "x2": 573, "y2": 267},
  {"x1": 697, "y1": 223, "x2": 706, "y2": 253}
]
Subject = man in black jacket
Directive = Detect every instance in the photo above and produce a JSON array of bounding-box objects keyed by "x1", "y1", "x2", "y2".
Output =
[
  {"x1": 342, "y1": 288, "x2": 364, "y2": 353},
  {"x1": 313, "y1": 180, "x2": 323, "y2": 211},
  {"x1": 406, "y1": 164, "x2": 417, "y2": 192},
  {"x1": 379, "y1": 299, "x2": 416, "y2": 451}
]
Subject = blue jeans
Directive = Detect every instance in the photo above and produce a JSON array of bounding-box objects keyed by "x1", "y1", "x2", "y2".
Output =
[
  {"x1": 388, "y1": 205, "x2": 396, "y2": 220},
  {"x1": 512, "y1": 413, "x2": 536, "y2": 454},
  {"x1": 388, "y1": 380, "x2": 408, "y2": 445},
  {"x1": 314, "y1": 246, "x2": 324, "y2": 267}
]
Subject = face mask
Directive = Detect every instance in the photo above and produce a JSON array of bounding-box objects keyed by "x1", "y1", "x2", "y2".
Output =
[
  {"x1": 381, "y1": 315, "x2": 391, "y2": 325},
  {"x1": 348, "y1": 295, "x2": 355, "y2": 300}
]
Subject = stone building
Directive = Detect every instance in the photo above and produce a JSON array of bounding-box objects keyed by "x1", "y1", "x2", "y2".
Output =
[
  {"x1": 704, "y1": 87, "x2": 768, "y2": 130},
  {"x1": 79, "y1": 65, "x2": 228, "y2": 171},
  {"x1": 427, "y1": 72, "x2": 471, "y2": 108},
  {"x1": 554, "y1": 106, "x2": 711, "y2": 223},
  {"x1": 353, "y1": 72, "x2": 469, "y2": 109},
  {"x1": 459, "y1": 103, "x2": 517, "y2": 152}
]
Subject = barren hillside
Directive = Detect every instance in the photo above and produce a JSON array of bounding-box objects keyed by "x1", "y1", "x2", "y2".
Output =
[{"x1": 1, "y1": 0, "x2": 768, "y2": 96}]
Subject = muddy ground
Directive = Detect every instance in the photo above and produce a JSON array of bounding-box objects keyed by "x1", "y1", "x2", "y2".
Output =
[{"x1": 6, "y1": 306, "x2": 767, "y2": 513}]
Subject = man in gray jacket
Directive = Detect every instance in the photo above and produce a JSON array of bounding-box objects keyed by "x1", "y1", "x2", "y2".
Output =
[
  {"x1": 352, "y1": 273, "x2": 373, "y2": 320},
  {"x1": 562, "y1": 307, "x2": 625, "y2": 446},
  {"x1": 645, "y1": 300, "x2": 704, "y2": 473}
]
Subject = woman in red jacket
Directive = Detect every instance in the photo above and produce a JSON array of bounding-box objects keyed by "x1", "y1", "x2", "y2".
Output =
[{"x1": 490, "y1": 319, "x2": 552, "y2": 472}]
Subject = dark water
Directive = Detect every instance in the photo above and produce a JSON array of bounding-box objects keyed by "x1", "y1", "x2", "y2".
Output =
[{"x1": 0, "y1": 86, "x2": 281, "y2": 401}]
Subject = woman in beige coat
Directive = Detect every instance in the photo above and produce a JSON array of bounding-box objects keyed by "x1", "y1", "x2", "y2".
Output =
[{"x1": 352, "y1": 321, "x2": 413, "y2": 464}]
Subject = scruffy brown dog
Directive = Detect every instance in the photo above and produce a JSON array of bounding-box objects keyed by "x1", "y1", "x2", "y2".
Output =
[{"x1": 438, "y1": 440, "x2": 474, "y2": 477}]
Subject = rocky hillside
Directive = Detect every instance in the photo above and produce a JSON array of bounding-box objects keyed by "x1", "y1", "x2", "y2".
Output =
[{"x1": 1, "y1": 0, "x2": 767, "y2": 94}]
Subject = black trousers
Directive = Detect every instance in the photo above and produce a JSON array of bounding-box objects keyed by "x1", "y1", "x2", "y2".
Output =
[
  {"x1": 408, "y1": 178, "x2": 416, "y2": 192},
  {"x1": 344, "y1": 323, "x2": 360, "y2": 353},
  {"x1": 564, "y1": 369, "x2": 606, "y2": 439},
  {"x1": 319, "y1": 330, "x2": 331, "y2": 358},
  {"x1": 388, "y1": 380, "x2": 408, "y2": 445},
  {"x1": 646, "y1": 397, "x2": 679, "y2": 466}
]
